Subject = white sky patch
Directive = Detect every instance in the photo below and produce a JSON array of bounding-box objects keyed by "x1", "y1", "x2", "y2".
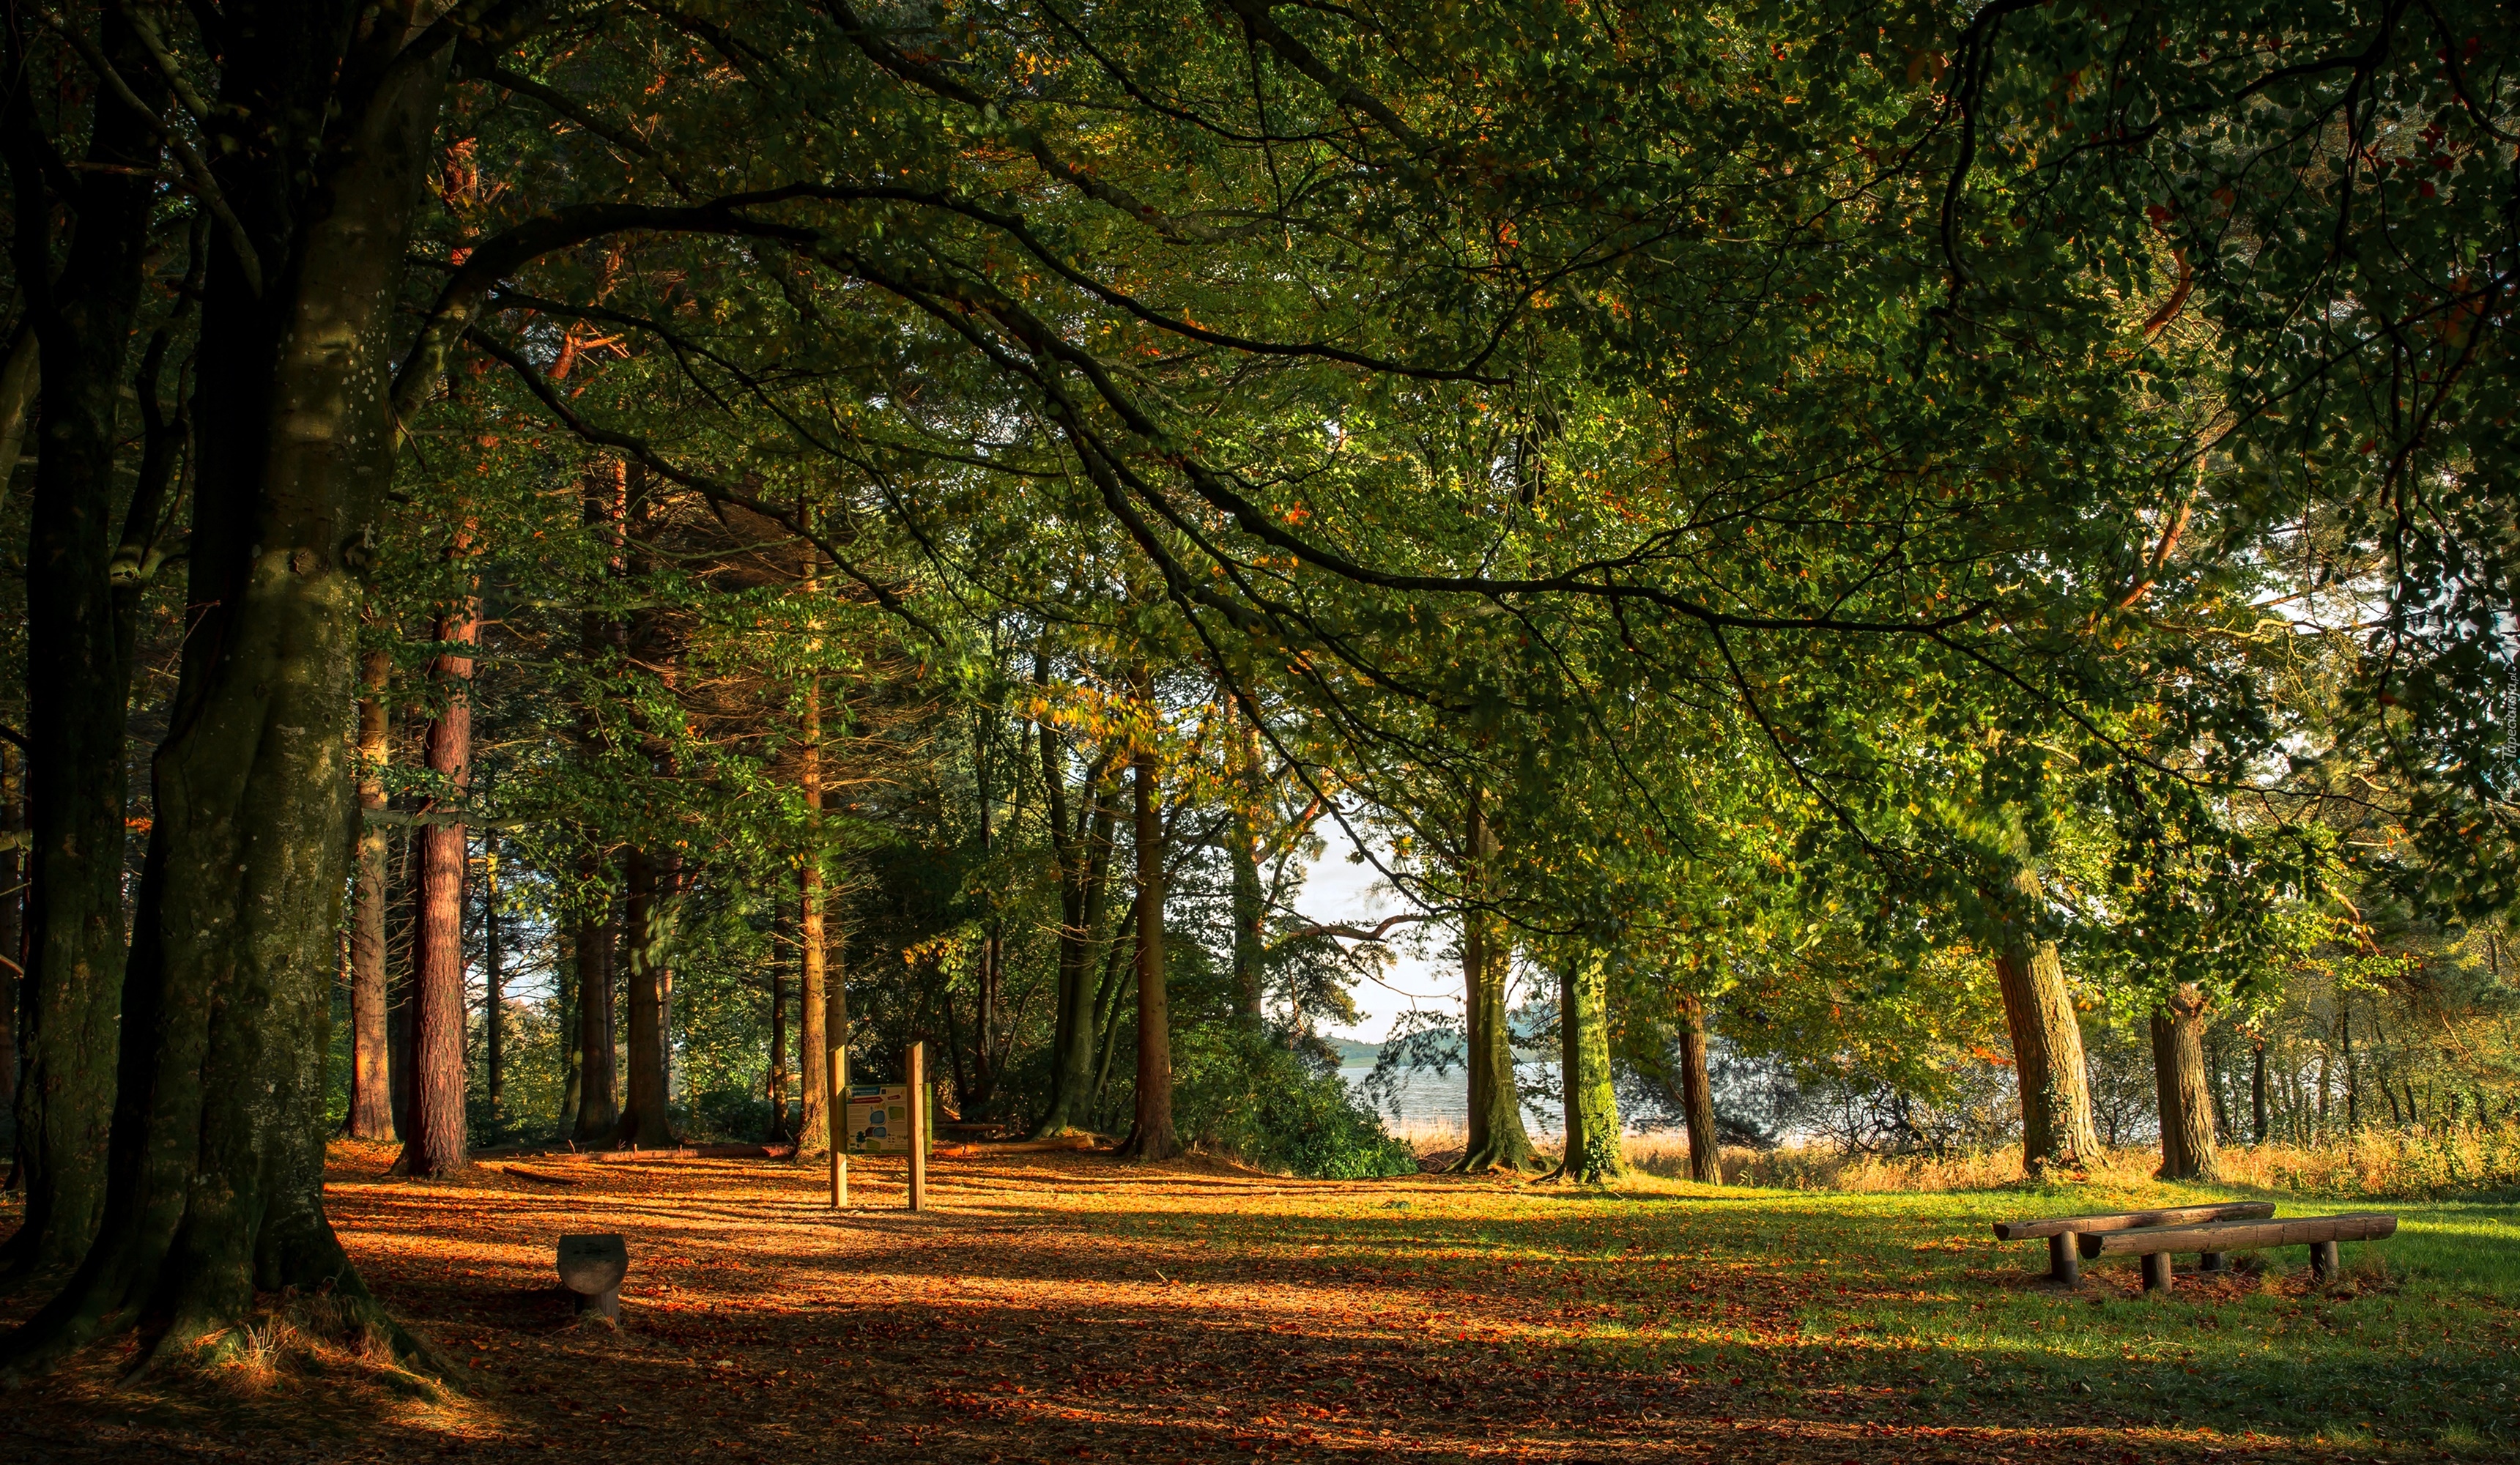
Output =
[{"x1": 1296, "y1": 818, "x2": 1462, "y2": 1043}]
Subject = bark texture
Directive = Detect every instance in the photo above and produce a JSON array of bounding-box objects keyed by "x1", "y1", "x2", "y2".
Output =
[
  {"x1": 344, "y1": 650, "x2": 395, "y2": 1140},
  {"x1": 1113, "y1": 733, "x2": 1177, "y2": 1161},
  {"x1": 0, "y1": 3, "x2": 166, "y2": 1277},
  {"x1": 1993, "y1": 936, "x2": 2102, "y2": 1177},
  {"x1": 0, "y1": 7, "x2": 456, "y2": 1373},
  {"x1": 1228, "y1": 722, "x2": 1266, "y2": 1026},
  {"x1": 1553, "y1": 954, "x2": 1624, "y2": 1184},
  {"x1": 619, "y1": 848, "x2": 678, "y2": 1145},
  {"x1": 1450, "y1": 792, "x2": 1538, "y2": 1174},
  {"x1": 1677, "y1": 992, "x2": 1722, "y2": 1184},
  {"x1": 2152, "y1": 983, "x2": 2220, "y2": 1181},
  {"x1": 397, "y1": 585, "x2": 477, "y2": 1178}
]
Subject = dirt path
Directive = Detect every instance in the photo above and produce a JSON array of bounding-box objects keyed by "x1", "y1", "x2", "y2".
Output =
[{"x1": 0, "y1": 1141, "x2": 2483, "y2": 1462}]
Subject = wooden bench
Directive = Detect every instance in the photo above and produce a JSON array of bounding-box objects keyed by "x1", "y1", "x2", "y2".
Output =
[
  {"x1": 557, "y1": 1233, "x2": 629, "y2": 1321},
  {"x1": 1992, "y1": 1203, "x2": 2273, "y2": 1286},
  {"x1": 2084, "y1": 1211, "x2": 2397, "y2": 1292}
]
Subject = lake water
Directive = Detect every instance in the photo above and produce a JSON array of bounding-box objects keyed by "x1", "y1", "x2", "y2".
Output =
[{"x1": 1340, "y1": 1062, "x2": 1566, "y2": 1138}]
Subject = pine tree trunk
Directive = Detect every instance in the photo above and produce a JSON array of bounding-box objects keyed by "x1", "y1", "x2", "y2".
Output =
[
  {"x1": 0, "y1": 7, "x2": 455, "y2": 1373},
  {"x1": 345, "y1": 650, "x2": 396, "y2": 1139},
  {"x1": 1678, "y1": 992, "x2": 1722, "y2": 1184},
  {"x1": 1552, "y1": 954, "x2": 1624, "y2": 1184},
  {"x1": 619, "y1": 848, "x2": 676, "y2": 1145},
  {"x1": 2151, "y1": 984, "x2": 2219, "y2": 1181},
  {"x1": 398, "y1": 589, "x2": 476, "y2": 1179},
  {"x1": 796, "y1": 672, "x2": 829, "y2": 1153},
  {"x1": 0, "y1": 6, "x2": 166, "y2": 1275},
  {"x1": 1451, "y1": 790, "x2": 1538, "y2": 1174},
  {"x1": 1993, "y1": 935, "x2": 2102, "y2": 1177},
  {"x1": 1114, "y1": 711, "x2": 1176, "y2": 1162}
]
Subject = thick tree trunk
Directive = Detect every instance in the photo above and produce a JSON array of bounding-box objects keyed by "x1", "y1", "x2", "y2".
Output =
[
  {"x1": 344, "y1": 650, "x2": 396, "y2": 1139},
  {"x1": 1451, "y1": 790, "x2": 1538, "y2": 1174},
  {"x1": 2151, "y1": 984, "x2": 2219, "y2": 1181},
  {"x1": 1552, "y1": 953, "x2": 1624, "y2": 1184},
  {"x1": 619, "y1": 848, "x2": 677, "y2": 1145},
  {"x1": 1993, "y1": 935, "x2": 2102, "y2": 1178},
  {"x1": 1031, "y1": 728, "x2": 1117, "y2": 1138},
  {"x1": 397, "y1": 590, "x2": 477, "y2": 1179},
  {"x1": 0, "y1": 7, "x2": 166, "y2": 1277},
  {"x1": 796, "y1": 672, "x2": 829, "y2": 1153},
  {"x1": 1114, "y1": 726, "x2": 1177, "y2": 1161},
  {"x1": 0, "y1": 7, "x2": 455, "y2": 1374},
  {"x1": 1677, "y1": 992, "x2": 1722, "y2": 1184}
]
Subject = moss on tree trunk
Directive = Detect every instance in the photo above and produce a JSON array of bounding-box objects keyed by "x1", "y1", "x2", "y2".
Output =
[
  {"x1": 1451, "y1": 792, "x2": 1538, "y2": 1175},
  {"x1": 1552, "y1": 954, "x2": 1624, "y2": 1185}
]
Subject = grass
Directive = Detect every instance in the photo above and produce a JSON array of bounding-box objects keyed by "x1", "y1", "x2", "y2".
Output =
[{"x1": 0, "y1": 1138, "x2": 2511, "y2": 1462}]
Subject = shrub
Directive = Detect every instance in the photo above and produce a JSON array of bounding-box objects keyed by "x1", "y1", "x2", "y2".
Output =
[{"x1": 1174, "y1": 1026, "x2": 1418, "y2": 1179}]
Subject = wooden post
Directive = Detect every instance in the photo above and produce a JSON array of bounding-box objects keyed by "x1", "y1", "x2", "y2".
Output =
[
  {"x1": 2141, "y1": 1252, "x2": 2173, "y2": 1293},
  {"x1": 2048, "y1": 1234, "x2": 2080, "y2": 1287},
  {"x1": 2310, "y1": 1239, "x2": 2338, "y2": 1280},
  {"x1": 2199, "y1": 1251, "x2": 2227, "y2": 1273},
  {"x1": 907, "y1": 1040, "x2": 927, "y2": 1213},
  {"x1": 829, "y1": 1045, "x2": 848, "y2": 1209}
]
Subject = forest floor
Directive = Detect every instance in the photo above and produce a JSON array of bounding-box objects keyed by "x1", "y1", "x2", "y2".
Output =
[{"x1": 2, "y1": 1138, "x2": 2515, "y2": 1463}]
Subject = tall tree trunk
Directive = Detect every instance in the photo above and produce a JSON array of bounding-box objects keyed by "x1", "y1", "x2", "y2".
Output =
[
  {"x1": 571, "y1": 860, "x2": 618, "y2": 1139},
  {"x1": 1991, "y1": 924, "x2": 2102, "y2": 1177},
  {"x1": 766, "y1": 937, "x2": 789, "y2": 1141},
  {"x1": 0, "y1": 7, "x2": 457, "y2": 1373},
  {"x1": 1451, "y1": 789, "x2": 1538, "y2": 1174},
  {"x1": 344, "y1": 650, "x2": 396, "y2": 1139},
  {"x1": 0, "y1": 742, "x2": 22, "y2": 1160},
  {"x1": 0, "y1": 319, "x2": 37, "y2": 508},
  {"x1": 0, "y1": 4, "x2": 168, "y2": 1277},
  {"x1": 1228, "y1": 719, "x2": 1266, "y2": 1026},
  {"x1": 482, "y1": 840, "x2": 503, "y2": 1119},
  {"x1": 389, "y1": 825, "x2": 415, "y2": 1138},
  {"x1": 1677, "y1": 992, "x2": 1722, "y2": 1184},
  {"x1": 2151, "y1": 984, "x2": 2219, "y2": 1181},
  {"x1": 556, "y1": 924, "x2": 581, "y2": 1137},
  {"x1": 1552, "y1": 953, "x2": 1624, "y2": 1184},
  {"x1": 1114, "y1": 709, "x2": 1177, "y2": 1162},
  {"x1": 796, "y1": 670, "x2": 829, "y2": 1153},
  {"x1": 2341, "y1": 993, "x2": 2359, "y2": 1130},
  {"x1": 618, "y1": 848, "x2": 677, "y2": 1145},
  {"x1": 1031, "y1": 723, "x2": 1117, "y2": 1138},
  {"x1": 2251, "y1": 1036, "x2": 2268, "y2": 1143},
  {"x1": 398, "y1": 583, "x2": 477, "y2": 1179}
]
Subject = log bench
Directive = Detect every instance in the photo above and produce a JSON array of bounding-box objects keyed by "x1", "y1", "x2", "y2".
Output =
[
  {"x1": 1992, "y1": 1203, "x2": 2274, "y2": 1286},
  {"x1": 2084, "y1": 1211, "x2": 2397, "y2": 1293},
  {"x1": 557, "y1": 1233, "x2": 629, "y2": 1321}
]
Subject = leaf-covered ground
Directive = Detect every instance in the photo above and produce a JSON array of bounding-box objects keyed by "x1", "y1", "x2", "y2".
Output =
[{"x1": 4, "y1": 1140, "x2": 2514, "y2": 1461}]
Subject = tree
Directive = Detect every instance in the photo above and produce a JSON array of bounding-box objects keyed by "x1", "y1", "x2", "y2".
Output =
[
  {"x1": 398, "y1": 560, "x2": 479, "y2": 1179},
  {"x1": 1453, "y1": 789, "x2": 1538, "y2": 1174}
]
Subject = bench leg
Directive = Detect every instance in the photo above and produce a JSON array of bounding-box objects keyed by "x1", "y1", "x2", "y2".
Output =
[
  {"x1": 2141, "y1": 1253, "x2": 2172, "y2": 1293},
  {"x1": 2048, "y1": 1234, "x2": 2080, "y2": 1287},
  {"x1": 2309, "y1": 1240, "x2": 2338, "y2": 1281},
  {"x1": 2198, "y1": 1251, "x2": 2227, "y2": 1274}
]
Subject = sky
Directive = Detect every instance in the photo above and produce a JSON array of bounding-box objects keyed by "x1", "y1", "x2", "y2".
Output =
[{"x1": 1291, "y1": 818, "x2": 1463, "y2": 1044}]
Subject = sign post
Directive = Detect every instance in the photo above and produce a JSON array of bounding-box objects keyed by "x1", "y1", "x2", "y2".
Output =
[
  {"x1": 828, "y1": 1045, "x2": 848, "y2": 1208},
  {"x1": 906, "y1": 1041, "x2": 927, "y2": 1212}
]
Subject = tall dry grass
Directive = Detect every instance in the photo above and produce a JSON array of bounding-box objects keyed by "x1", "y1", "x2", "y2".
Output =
[{"x1": 1620, "y1": 1120, "x2": 2520, "y2": 1198}]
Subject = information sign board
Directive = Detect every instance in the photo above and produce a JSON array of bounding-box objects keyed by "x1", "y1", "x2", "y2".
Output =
[{"x1": 843, "y1": 1083, "x2": 933, "y2": 1155}]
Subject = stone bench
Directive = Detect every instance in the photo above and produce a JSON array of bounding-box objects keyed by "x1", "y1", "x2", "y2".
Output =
[
  {"x1": 1991, "y1": 1202, "x2": 2273, "y2": 1286},
  {"x1": 557, "y1": 1233, "x2": 628, "y2": 1321},
  {"x1": 2084, "y1": 1211, "x2": 2397, "y2": 1292}
]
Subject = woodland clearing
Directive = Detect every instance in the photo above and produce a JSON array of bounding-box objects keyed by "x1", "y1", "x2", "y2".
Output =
[{"x1": 1, "y1": 1141, "x2": 2512, "y2": 1464}]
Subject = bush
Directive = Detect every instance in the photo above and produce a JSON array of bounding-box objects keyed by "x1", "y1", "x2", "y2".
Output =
[{"x1": 1174, "y1": 1026, "x2": 1418, "y2": 1179}]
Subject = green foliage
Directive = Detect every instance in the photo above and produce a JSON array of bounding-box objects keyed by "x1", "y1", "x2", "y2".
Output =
[{"x1": 1173, "y1": 1028, "x2": 1418, "y2": 1181}]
